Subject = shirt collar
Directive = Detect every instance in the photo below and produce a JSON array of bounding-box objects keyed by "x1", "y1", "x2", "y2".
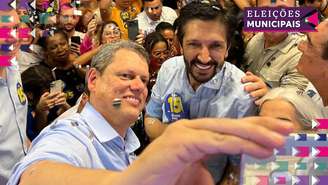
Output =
[
  {"x1": 262, "y1": 33, "x2": 297, "y2": 54},
  {"x1": 80, "y1": 102, "x2": 140, "y2": 152},
  {"x1": 201, "y1": 62, "x2": 227, "y2": 90}
]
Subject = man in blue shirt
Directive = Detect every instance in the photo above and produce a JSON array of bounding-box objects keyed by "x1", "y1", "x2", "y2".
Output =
[
  {"x1": 145, "y1": 2, "x2": 267, "y2": 183},
  {"x1": 0, "y1": 9, "x2": 28, "y2": 184},
  {"x1": 7, "y1": 40, "x2": 294, "y2": 185}
]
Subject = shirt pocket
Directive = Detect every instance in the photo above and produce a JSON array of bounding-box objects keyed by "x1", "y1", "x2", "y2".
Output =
[{"x1": 261, "y1": 68, "x2": 283, "y2": 88}]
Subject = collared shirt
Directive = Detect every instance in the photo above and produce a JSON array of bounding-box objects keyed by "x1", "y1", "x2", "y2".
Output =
[
  {"x1": 146, "y1": 56, "x2": 256, "y2": 123},
  {"x1": 244, "y1": 33, "x2": 309, "y2": 91},
  {"x1": 137, "y1": 6, "x2": 177, "y2": 35},
  {"x1": 0, "y1": 65, "x2": 27, "y2": 184},
  {"x1": 146, "y1": 56, "x2": 256, "y2": 183},
  {"x1": 7, "y1": 103, "x2": 140, "y2": 185}
]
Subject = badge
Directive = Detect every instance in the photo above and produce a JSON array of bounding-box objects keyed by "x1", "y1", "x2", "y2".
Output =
[
  {"x1": 16, "y1": 82, "x2": 26, "y2": 105},
  {"x1": 164, "y1": 92, "x2": 189, "y2": 123}
]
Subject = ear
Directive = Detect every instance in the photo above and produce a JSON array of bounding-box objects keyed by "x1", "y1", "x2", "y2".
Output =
[
  {"x1": 87, "y1": 68, "x2": 98, "y2": 93},
  {"x1": 224, "y1": 45, "x2": 230, "y2": 59}
]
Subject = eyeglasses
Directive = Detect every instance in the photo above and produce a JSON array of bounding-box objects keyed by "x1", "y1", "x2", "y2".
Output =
[{"x1": 103, "y1": 29, "x2": 121, "y2": 37}]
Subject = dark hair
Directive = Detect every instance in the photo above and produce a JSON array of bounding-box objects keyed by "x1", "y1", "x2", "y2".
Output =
[
  {"x1": 144, "y1": 31, "x2": 168, "y2": 54},
  {"x1": 21, "y1": 65, "x2": 54, "y2": 108},
  {"x1": 175, "y1": 2, "x2": 231, "y2": 46},
  {"x1": 155, "y1": 22, "x2": 174, "y2": 33},
  {"x1": 38, "y1": 28, "x2": 69, "y2": 50}
]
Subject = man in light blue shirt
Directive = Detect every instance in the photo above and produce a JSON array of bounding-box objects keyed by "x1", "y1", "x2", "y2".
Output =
[
  {"x1": 0, "y1": 10, "x2": 28, "y2": 185},
  {"x1": 145, "y1": 2, "x2": 260, "y2": 183}
]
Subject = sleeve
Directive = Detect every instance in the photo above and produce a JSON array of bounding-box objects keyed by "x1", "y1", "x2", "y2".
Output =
[
  {"x1": 7, "y1": 120, "x2": 92, "y2": 185},
  {"x1": 80, "y1": 34, "x2": 93, "y2": 55},
  {"x1": 145, "y1": 63, "x2": 169, "y2": 120}
]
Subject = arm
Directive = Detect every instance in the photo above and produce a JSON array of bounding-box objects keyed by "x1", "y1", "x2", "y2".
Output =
[
  {"x1": 144, "y1": 116, "x2": 168, "y2": 141},
  {"x1": 73, "y1": 46, "x2": 102, "y2": 66},
  {"x1": 0, "y1": 67, "x2": 6, "y2": 78},
  {"x1": 18, "y1": 117, "x2": 293, "y2": 185}
]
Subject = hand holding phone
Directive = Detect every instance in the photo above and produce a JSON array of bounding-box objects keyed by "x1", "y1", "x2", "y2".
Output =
[
  {"x1": 50, "y1": 80, "x2": 64, "y2": 93},
  {"x1": 127, "y1": 20, "x2": 139, "y2": 41}
]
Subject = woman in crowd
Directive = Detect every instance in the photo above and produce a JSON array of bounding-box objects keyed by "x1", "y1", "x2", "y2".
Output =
[
  {"x1": 144, "y1": 31, "x2": 170, "y2": 91},
  {"x1": 75, "y1": 21, "x2": 122, "y2": 66},
  {"x1": 22, "y1": 29, "x2": 85, "y2": 140},
  {"x1": 259, "y1": 87, "x2": 327, "y2": 131}
]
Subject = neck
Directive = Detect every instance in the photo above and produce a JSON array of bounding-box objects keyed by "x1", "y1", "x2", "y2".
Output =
[
  {"x1": 90, "y1": 97, "x2": 135, "y2": 138},
  {"x1": 66, "y1": 29, "x2": 75, "y2": 38},
  {"x1": 313, "y1": 81, "x2": 328, "y2": 106},
  {"x1": 188, "y1": 73, "x2": 201, "y2": 91},
  {"x1": 264, "y1": 34, "x2": 288, "y2": 48}
]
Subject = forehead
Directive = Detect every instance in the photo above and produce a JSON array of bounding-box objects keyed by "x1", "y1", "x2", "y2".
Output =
[
  {"x1": 60, "y1": 7, "x2": 74, "y2": 15},
  {"x1": 47, "y1": 33, "x2": 67, "y2": 44},
  {"x1": 0, "y1": 10, "x2": 20, "y2": 28},
  {"x1": 152, "y1": 41, "x2": 167, "y2": 50},
  {"x1": 104, "y1": 24, "x2": 119, "y2": 31},
  {"x1": 183, "y1": 19, "x2": 227, "y2": 42}
]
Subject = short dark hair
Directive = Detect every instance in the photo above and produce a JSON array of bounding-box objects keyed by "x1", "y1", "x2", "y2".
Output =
[
  {"x1": 175, "y1": 2, "x2": 231, "y2": 46},
  {"x1": 144, "y1": 31, "x2": 168, "y2": 54},
  {"x1": 155, "y1": 22, "x2": 174, "y2": 33},
  {"x1": 38, "y1": 28, "x2": 69, "y2": 50}
]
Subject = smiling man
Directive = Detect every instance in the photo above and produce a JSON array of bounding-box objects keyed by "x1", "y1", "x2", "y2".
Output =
[
  {"x1": 144, "y1": 2, "x2": 257, "y2": 183},
  {"x1": 297, "y1": 19, "x2": 328, "y2": 111}
]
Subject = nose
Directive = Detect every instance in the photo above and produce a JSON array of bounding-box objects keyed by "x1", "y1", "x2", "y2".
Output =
[
  {"x1": 130, "y1": 77, "x2": 146, "y2": 92},
  {"x1": 197, "y1": 46, "x2": 211, "y2": 64}
]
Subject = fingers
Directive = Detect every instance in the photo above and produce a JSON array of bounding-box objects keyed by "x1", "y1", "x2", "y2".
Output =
[
  {"x1": 241, "y1": 71, "x2": 268, "y2": 99},
  {"x1": 182, "y1": 117, "x2": 293, "y2": 150}
]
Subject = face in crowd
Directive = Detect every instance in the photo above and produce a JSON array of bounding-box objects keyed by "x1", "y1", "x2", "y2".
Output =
[
  {"x1": 59, "y1": 6, "x2": 80, "y2": 32},
  {"x1": 151, "y1": 40, "x2": 169, "y2": 64},
  {"x1": 46, "y1": 32, "x2": 70, "y2": 64},
  {"x1": 144, "y1": 0, "x2": 163, "y2": 21},
  {"x1": 88, "y1": 47, "x2": 149, "y2": 128},
  {"x1": 259, "y1": 99, "x2": 302, "y2": 131},
  {"x1": 101, "y1": 23, "x2": 122, "y2": 44},
  {"x1": 181, "y1": 19, "x2": 229, "y2": 86},
  {"x1": 297, "y1": 20, "x2": 328, "y2": 84},
  {"x1": 0, "y1": 10, "x2": 21, "y2": 56}
]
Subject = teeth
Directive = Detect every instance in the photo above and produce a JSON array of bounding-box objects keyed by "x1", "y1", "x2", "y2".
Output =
[
  {"x1": 194, "y1": 63, "x2": 212, "y2": 70},
  {"x1": 124, "y1": 96, "x2": 140, "y2": 105}
]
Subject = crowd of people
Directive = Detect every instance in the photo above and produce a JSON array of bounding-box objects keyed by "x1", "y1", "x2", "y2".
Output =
[{"x1": 1, "y1": 0, "x2": 328, "y2": 185}]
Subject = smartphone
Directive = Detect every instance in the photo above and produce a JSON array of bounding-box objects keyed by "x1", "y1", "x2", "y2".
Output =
[
  {"x1": 50, "y1": 80, "x2": 64, "y2": 93},
  {"x1": 71, "y1": 36, "x2": 81, "y2": 45},
  {"x1": 127, "y1": 20, "x2": 139, "y2": 41}
]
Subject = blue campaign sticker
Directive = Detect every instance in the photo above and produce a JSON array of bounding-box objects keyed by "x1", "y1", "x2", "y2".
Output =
[{"x1": 164, "y1": 92, "x2": 189, "y2": 122}]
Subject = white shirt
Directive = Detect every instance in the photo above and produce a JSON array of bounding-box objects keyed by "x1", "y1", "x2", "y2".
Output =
[{"x1": 137, "y1": 6, "x2": 177, "y2": 35}]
